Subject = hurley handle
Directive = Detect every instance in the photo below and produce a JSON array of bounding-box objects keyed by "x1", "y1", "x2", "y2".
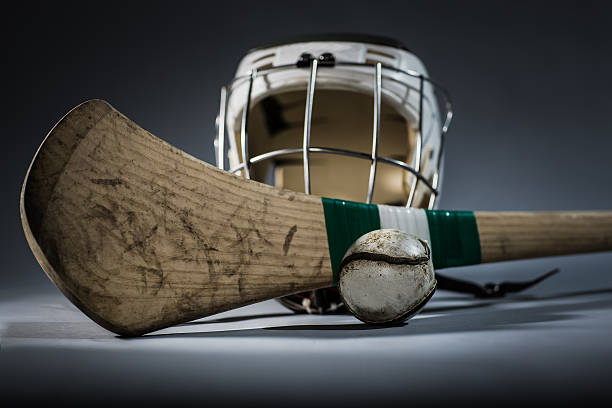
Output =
[
  {"x1": 320, "y1": 199, "x2": 612, "y2": 274},
  {"x1": 475, "y1": 211, "x2": 612, "y2": 263}
]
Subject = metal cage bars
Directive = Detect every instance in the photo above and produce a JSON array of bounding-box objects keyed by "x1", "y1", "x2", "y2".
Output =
[
  {"x1": 216, "y1": 60, "x2": 453, "y2": 209},
  {"x1": 303, "y1": 59, "x2": 318, "y2": 195},
  {"x1": 366, "y1": 62, "x2": 382, "y2": 204}
]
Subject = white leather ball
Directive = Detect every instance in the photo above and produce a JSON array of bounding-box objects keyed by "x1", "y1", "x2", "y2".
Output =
[{"x1": 338, "y1": 229, "x2": 436, "y2": 325}]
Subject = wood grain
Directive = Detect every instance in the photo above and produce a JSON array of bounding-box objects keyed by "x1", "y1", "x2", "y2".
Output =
[
  {"x1": 21, "y1": 100, "x2": 333, "y2": 336},
  {"x1": 476, "y1": 211, "x2": 612, "y2": 263}
]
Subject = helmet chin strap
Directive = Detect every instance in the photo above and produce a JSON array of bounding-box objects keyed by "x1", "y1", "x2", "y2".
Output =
[{"x1": 435, "y1": 268, "x2": 560, "y2": 298}]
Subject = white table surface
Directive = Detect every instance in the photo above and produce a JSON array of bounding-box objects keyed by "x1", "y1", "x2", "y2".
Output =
[{"x1": 2, "y1": 254, "x2": 612, "y2": 407}]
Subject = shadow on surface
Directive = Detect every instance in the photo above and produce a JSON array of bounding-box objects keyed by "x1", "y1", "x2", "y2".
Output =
[
  {"x1": 424, "y1": 288, "x2": 612, "y2": 313},
  {"x1": 433, "y1": 287, "x2": 612, "y2": 302},
  {"x1": 177, "y1": 312, "x2": 295, "y2": 326},
  {"x1": 4, "y1": 289, "x2": 612, "y2": 340},
  {"x1": 507, "y1": 287, "x2": 612, "y2": 301},
  {"x1": 133, "y1": 290, "x2": 612, "y2": 340}
]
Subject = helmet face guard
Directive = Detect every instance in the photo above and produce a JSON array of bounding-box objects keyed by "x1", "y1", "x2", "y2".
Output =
[{"x1": 215, "y1": 35, "x2": 453, "y2": 313}]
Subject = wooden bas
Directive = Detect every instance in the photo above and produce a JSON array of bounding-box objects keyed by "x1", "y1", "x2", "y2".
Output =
[
  {"x1": 20, "y1": 100, "x2": 334, "y2": 336},
  {"x1": 21, "y1": 100, "x2": 612, "y2": 336}
]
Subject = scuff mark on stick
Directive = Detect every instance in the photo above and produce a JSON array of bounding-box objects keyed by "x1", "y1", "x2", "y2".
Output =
[
  {"x1": 283, "y1": 225, "x2": 297, "y2": 256},
  {"x1": 91, "y1": 178, "x2": 123, "y2": 186}
]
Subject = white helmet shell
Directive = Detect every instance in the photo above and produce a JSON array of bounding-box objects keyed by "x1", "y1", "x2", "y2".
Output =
[
  {"x1": 215, "y1": 34, "x2": 452, "y2": 314},
  {"x1": 216, "y1": 34, "x2": 452, "y2": 209}
]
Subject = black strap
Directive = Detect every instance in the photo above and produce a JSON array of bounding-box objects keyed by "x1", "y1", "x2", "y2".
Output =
[{"x1": 436, "y1": 268, "x2": 560, "y2": 298}]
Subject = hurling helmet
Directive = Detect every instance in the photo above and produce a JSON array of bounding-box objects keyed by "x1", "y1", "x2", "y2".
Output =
[{"x1": 215, "y1": 34, "x2": 453, "y2": 314}]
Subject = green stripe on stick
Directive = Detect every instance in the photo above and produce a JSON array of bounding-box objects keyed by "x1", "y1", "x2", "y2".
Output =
[
  {"x1": 424, "y1": 210, "x2": 482, "y2": 268},
  {"x1": 321, "y1": 198, "x2": 380, "y2": 285},
  {"x1": 321, "y1": 198, "x2": 482, "y2": 284}
]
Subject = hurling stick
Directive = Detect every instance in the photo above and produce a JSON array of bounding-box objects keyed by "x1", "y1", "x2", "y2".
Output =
[{"x1": 21, "y1": 100, "x2": 612, "y2": 335}]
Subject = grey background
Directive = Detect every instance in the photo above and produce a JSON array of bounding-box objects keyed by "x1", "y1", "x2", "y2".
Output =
[{"x1": 2, "y1": 1, "x2": 612, "y2": 406}]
